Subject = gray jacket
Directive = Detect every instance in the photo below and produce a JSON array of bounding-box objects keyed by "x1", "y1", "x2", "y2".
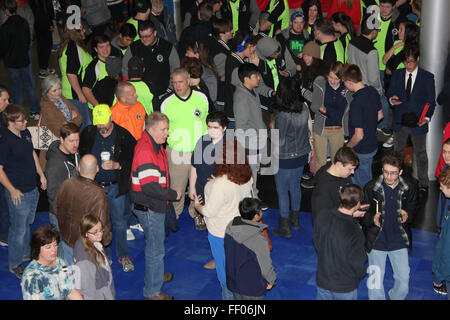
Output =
[
  {"x1": 44, "y1": 140, "x2": 80, "y2": 212},
  {"x1": 150, "y1": 8, "x2": 177, "y2": 45},
  {"x1": 17, "y1": 3, "x2": 34, "y2": 39},
  {"x1": 81, "y1": 0, "x2": 111, "y2": 27},
  {"x1": 224, "y1": 216, "x2": 276, "y2": 296},
  {"x1": 310, "y1": 76, "x2": 352, "y2": 136},
  {"x1": 234, "y1": 83, "x2": 266, "y2": 133},
  {"x1": 347, "y1": 36, "x2": 383, "y2": 96},
  {"x1": 73, "y1": 239, "x2": 115, "y2": 300}
]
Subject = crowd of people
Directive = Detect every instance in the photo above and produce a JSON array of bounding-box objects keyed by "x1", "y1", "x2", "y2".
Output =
[{"x1": 0, "y1": 0, "x2": 449, "y2": 301}]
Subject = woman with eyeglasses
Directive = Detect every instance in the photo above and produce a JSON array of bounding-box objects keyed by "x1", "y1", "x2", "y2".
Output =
[
  {"x1": 21, "y1": 226, "x2": 83, "y2": 300},
  {"x1": 72, "y1": 214, "x2": 115, "y2": 300}
]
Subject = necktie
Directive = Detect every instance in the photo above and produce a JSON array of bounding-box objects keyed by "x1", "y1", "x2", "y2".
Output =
[{"x1": 406, "y1": 73, "x2": 412, "y2": 101}]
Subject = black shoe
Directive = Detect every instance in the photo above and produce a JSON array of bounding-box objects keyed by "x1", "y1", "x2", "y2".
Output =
[
  {"x1": 10, "y1": 265, "x2": 24, "y2": 280},
  {"x1": 433, "y1": 282, "x2": 447, "y2": 295},
  {"x1": 377, "y1": 127, "x2": 393, "y2": 136},
  {"x1": 272, "y1": 218, "x2": 292, "y2": 238}
]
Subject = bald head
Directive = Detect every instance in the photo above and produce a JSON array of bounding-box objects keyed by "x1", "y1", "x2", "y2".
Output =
[{"x1": 79, "y1": 154, "x2": 99, "y2": 178}]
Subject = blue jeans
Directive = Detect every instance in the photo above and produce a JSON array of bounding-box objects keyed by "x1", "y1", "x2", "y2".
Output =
[
  {"x1": 274, "y1": 166, "x2": 304, "y2": 219},
  {"x1": 69, "y1": 99, "x2": 91, "y2": 130},
  {"x1": 104, "y1": 184, "x2": 130, "y2": 259},
  {"x1": 6, "y1": 66, "x2": 40, "y2": 114},
  {"x1": 316, "y1": 286, "x2": 357, "y2": 300},
  {"x1": 6, "y1": 188, "x2": 39, "y2": 270},
  {"x1": 367, "y1": 248, "x2": 410, "y2": 300},
  {"x1": 353, "y1": 149, "x2": 377, "y2": 187},
  {"x1": 0, "y1": 184, "x2": 10, "y2": 242},
  {"x1": 48, "y1": 212, "x2": 60, "y2": 232},
  {"x1": 208, "y1": 232, "x2": 234, "y2": 300},
  {"x1": 133, "y1": 207, "x2": 166, "y2": 298},
  {"x1": 378, "y1": 70, "x2": 390, "y2": 129}
]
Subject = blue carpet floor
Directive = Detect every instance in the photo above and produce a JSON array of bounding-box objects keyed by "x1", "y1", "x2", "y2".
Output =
[{"x1": 0, "y1": 207, "x2": 447, "y2": 300}]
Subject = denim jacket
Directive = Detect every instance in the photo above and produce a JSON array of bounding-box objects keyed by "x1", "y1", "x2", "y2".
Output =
[{"x1": 274, "y1": 108, "x2": 311, "y2": 159}]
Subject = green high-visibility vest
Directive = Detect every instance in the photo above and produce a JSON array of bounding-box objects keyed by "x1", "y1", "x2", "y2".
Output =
[
  {"x1": 127, "y1": 17, "x2": 140, "y2": 41},
  {"x1": 320, "y1": 39, "x2": 345, "y2": 64},
  {"x1": 112, "y1": 81, "x2": 154, "y2": 114},
  {"x1": 268, "y1": 0, "x2": 290, "y2": 38},
  {"x1": 59, "y1": 44, "x2": 92, "y2": 100},
  {"x1": 373, "y1": 18, "x2": 391, "y2": 70},
  {"x1": 344, "y1": 33, "x2": 351, "y2": 63},
  {"x1": 230, "y1": 0, "x2": 240, "y2": 36},
  {"x1": 266, "y1": 59, "x2": 279, "y2": 91},
  {"x1": 393, "y1": 40, "x2": 405, "y2": 70}
]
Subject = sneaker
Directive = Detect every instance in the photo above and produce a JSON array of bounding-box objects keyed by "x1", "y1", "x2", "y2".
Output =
[
  {"x1": 29, "y1": 112, "x2": 40, "y2": 121},
  {"x1": 119, "y1": 257, "x2": 135, "y2": 272},
  {"x1": 10, "y1": 265, "x2": 24, "y2": 279},
  {"x1": 301, "y1": 179, "x2": 315, "y2": 189},
  {"x1": 260, "y1": 201, "x2": 269, "y2": 211},
  {"x1": 126, "y1": 228, "x2": 135, "y2": 240},
  {"x1": 0, "y1": 240, "x2": 8, "y2": 247},
  {"x1": 194, "y1": 215, "x2": 206, "y2": 231},
  {"x1": 38, "y1": 71, "x2": 49, "y2": 78},
  {"x1": 203, "y1": 259, "x2": 215, "y2": 270},
  {"x1": 129, "y1": 223, "x2": 144, "y2": 232},
  {"x1": 377, "y1": 127, "x2": 393, "y2": 136},
  {"x1": 433, "y1": 282, "x2": 447, "y2": 295},
  {"x1": 302, "y1": 170, "x2": 313, "y2": 180},
  {"x1": 163, "y1": 272, "x2": 173, "y2": 283},
  {"x1": 383, "y1": 136, "x2": 394, "y2": 148}
]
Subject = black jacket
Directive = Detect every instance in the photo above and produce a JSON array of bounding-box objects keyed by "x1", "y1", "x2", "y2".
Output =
[
  {"x1": 313, "y1": 209, "x2": 367, "y2": 293},
  {"x1": 178, "y1": 20, "x2": 213, "y2": 57},
  {"x1": 361, "y1": 174, "x2": 418, "y2": 253},
  {"x1": 311, "y1": 163, "x2": 353, "y2": 224},
  {"x1": 79, "y1": 123, "x2": 137, "y2": 197},
  {"x1": 0, "y1": 15, "x2": 30, "y2": 68},
  {"x1": 29, "y1": 0, "x2": 54, "y2": 31}
]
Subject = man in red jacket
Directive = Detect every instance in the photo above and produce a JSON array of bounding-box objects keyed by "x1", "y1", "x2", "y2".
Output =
[{"x1": 130, "y1": 111, "x2": 181, "y2": 300}]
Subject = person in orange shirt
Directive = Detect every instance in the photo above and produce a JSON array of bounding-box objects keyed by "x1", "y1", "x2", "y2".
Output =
[{"x1": 110, "y1": 82, "x2": 147, "y2": 140}]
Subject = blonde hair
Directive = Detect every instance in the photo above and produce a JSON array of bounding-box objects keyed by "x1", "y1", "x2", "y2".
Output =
[{"x1": 80, "y1": 214, "x2": 106, "y2": 269}]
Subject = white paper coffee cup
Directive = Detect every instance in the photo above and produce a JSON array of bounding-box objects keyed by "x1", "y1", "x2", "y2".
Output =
[{"x1": 100, "y1": 151, "x2": 110, "y2": 162}]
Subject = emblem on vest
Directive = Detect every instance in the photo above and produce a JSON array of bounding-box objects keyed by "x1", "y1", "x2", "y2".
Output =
[
  {"x1": 137, "y1": 114, "x2": 142, "y2": 121},
  {"x1": 193, "y1": 109, "x2": 202, "y2": 118},
  {"x1": 392, "y1": 28, "x2": 398, "y2": 36},
  {"x1": 157, "y1": 54, "x2": 164, "y2": 62}
]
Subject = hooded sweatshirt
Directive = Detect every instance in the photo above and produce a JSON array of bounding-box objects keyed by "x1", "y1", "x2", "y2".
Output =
[
  {"x1": 45, "y1": 140, "x2": 80, "y2": 212},
  {"x1": 224, "y1": 216, "x2": 276, "y2": 297}
]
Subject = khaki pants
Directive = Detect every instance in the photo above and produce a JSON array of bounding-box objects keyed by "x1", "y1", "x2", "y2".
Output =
[
  {"x1": 167, "y1": 146, "x2": 193, "y2": 218},
  {"x1": 313, "y1": 127, "x2": 345, "y2": 172}
]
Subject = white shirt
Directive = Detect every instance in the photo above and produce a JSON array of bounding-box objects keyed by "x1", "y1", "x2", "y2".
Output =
[{"x1": 404, "y1": 66, "x2": 419, "y2": 92}]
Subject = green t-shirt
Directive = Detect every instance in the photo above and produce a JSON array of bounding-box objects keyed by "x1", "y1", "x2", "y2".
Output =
[{"x1": 161, "y1": 90, "x2": 209, "y2": 153}]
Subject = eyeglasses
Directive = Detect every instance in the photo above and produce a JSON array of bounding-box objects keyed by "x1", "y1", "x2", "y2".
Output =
[
  {"x1": 15, "y1": 118, "x2": 28, "y2": 123},
  {"x1": 382, "y1": 169, "x2": 400, "y2": 177},
  {"x1": 88, "y1": 228, "x2": 104, "y2": 236},
  {"x1": 404, "y1": 59, "x2": 418, "y2": 65}
]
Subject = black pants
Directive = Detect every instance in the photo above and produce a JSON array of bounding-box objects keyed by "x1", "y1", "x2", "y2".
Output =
[{"x1": 35, "y1": 28, "x2": 53, "y2": 70}]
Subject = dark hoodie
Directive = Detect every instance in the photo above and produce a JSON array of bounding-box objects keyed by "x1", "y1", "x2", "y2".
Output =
[
  {"x1": 44, "y1": 140, "x2": 80, "y2": 212},
  {"x1": 0, "y1": 14, "x2": 30, "y2": 68},
  {"x1": 311, "y1": 162, "x2": 353, "y2": 224},
  {"x1": 224, "y1": 216, "x2": 276, "y2": 297}
]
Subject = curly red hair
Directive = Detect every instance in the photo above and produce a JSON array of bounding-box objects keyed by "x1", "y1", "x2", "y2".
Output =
[{"x1": 215, "y1": 138, "x2": 252, "y2": 185}]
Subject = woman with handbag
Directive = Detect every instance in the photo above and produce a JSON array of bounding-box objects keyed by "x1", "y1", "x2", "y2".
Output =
[{"x1": 38, "y1": 74, "x2": 82, "y2": 171}]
